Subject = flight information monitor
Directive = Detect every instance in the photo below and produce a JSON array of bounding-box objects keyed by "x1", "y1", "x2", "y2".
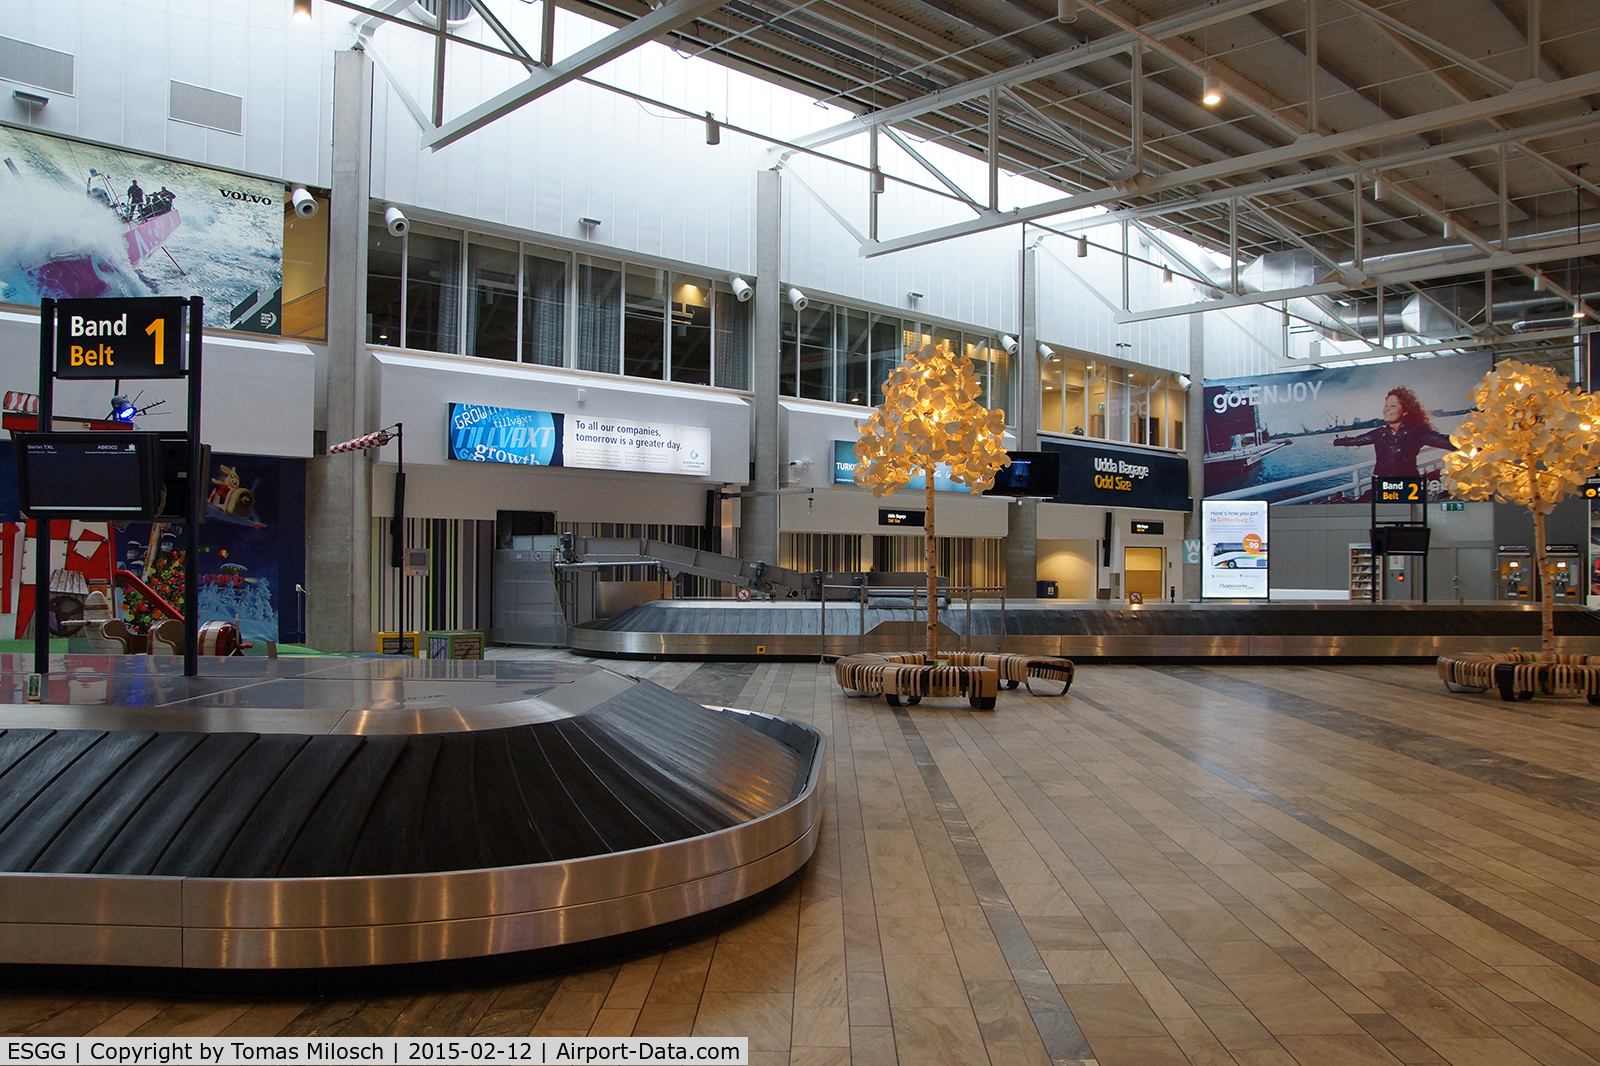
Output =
[{"x1": 15, "y1": 432, "x2": 159, "y2": 519}]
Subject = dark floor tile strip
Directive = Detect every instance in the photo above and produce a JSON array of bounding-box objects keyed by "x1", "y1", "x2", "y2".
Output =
[
  {"x1": 890, "y1": 708, "x2": 1092, "y2": 1065},
  {"x1": 1161, "y1": 665, "x2": 1600, "y2": 821},
  {"x1": 1070, "y1": 689, "x2": 1600, "y2": 993}
]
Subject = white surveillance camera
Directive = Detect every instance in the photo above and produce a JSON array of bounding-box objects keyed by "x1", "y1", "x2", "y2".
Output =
[
  {"x1": 290, "y1": 186, "x2": 318, "y2": 219},
  {"x1": 730, "y1": 276, "x2": 754, "y2": 302},
  {"x1": 384, "y1": 204, "x2": 409, "y2": 237},
  {"x1": 1038, "y1": 343, "x2": 1057, "y2": 361},
  {"x1": 787, "y1": 287, "x2": 808, "y2": 312},
  {"x1": 1000, "y1": 334, "x2": 1019, "y2": 355}
]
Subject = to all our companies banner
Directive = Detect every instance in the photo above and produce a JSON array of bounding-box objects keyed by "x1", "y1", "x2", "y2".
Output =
[
  {"x1": 449, "y1": 404, "x2": 710, "y2": 476},
  {"x1": 1202, "y1": 352, "x2": 1489, "y2": 504},
  {"x1": 1201, "y1": 499, "x2": 1269, "y2": 599},
  {"x1": 0, "y1": 125, "x2": 286, "y2": 334}
]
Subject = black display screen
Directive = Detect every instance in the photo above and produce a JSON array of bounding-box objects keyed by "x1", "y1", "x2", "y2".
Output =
[
  {"x1": 984, "y1": 451, "x2": 1061, "y2": 497},
  {"x1": 16, "y1": 433, "x2": 155, "y2": 517}
]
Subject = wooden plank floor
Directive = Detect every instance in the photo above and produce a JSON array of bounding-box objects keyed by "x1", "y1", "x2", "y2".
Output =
[{"x1": 6, "y1": 657, "x2": 1600, "y2": 1066}]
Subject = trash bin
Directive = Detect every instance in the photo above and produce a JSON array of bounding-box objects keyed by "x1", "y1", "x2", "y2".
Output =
[{"x1": 1036, "y1": 580, "x2": 1058, "y2": 599}]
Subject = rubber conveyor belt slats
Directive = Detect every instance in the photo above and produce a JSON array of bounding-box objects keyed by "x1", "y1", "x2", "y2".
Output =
[
  {"x1": 152, "y1": 734, "x2": 311, "y2": 877},
  {"x1": 513, "y1": 727, "x2": 644, "y2": 857},
  {"x1": 31, "y1": 732, "x2": 205, "y2": 873},
  {"x1": 93, "y1": 733, "x2": 258, "y2": 875},
  {"x1": 418, "y1": 733, "x2": 490, "y2": 873},
  {"x1": 473, "y1": 729, "x2": 563, "y2": 866},
  {"x1": 588, "y1": 687, "x2": 800, "y2": 822},
  {"x1": 0, "y1": 731, "x2": 152, "y2": 871},
  {"x1": 277, "y1": 734, "x2": 409, "y2": 878},
  {"x1": 0, "y1": 730, "x2": 109, "y2": 837},
  {"x1": 345, "y1": 734, "x2": 444, "y2": 876},
  {"x1": 551, "y1": 718, "x2": 709, "y2": 841},
  {"x1": 0, "y1": 729, "x2": 52, "y2": 783},
  {"x1": 212, "y1": 734, "x2": 365, "y2": 878},
  {"x1": 564, "y1": 718, "x2": 739, "y2": 836}
]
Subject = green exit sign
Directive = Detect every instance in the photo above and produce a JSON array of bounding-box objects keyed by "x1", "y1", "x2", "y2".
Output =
[{"x1": 1441, "y1": 501, "x2": 1465, "y2": 512}]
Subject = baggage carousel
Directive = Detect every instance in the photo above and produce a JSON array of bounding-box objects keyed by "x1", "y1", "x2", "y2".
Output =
[
  {"x1": 571, "y1": 599, "x2": 1600, "y2": 660},
  {"x1": 0, "y1": 654, "x2": 823, "y2": 990}
]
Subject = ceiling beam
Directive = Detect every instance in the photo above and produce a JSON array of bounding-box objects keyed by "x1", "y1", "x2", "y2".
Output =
[
  {"x1": 862, "y1": 69, "x2": 1600, "y2": 256},
  {"x1": 427, "y1": 0, "x2": 730, "y2": 148}
]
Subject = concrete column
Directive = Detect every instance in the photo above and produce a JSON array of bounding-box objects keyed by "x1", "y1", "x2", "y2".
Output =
[
  {"x1": 1183, "y1": 312, "x2": 1205, "y2": 600},
  {"x1": 744, "y1": 168, "x2": 783, "y2": 565},
  {"x1": 306, "y1": 48, "x2": 374, "y2": 652},
  {"x1": 1006, "y1": 245, "x2": 1039, "y2": 599}
]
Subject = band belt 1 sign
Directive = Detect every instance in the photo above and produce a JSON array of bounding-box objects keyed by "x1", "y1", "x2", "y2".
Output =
[{"x1": 54, "y1": 297, "x2": 186, "y2": 379}]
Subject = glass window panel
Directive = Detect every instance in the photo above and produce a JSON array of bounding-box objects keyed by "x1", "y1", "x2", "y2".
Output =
[
  {"x1": 669, "y1": 274, "x2": 713, "y2": 386},
  {"x1": 1170, "y1": 379, "x2": 1186, "y2": 451},
  {"x1": 1086, "y1": 362, "x2": 1108, "y2": 438},
  {"x1": 780, "y1": 303, "x2": 798, "y2": 396},
  {"x1": 1128, "y1": 370, "x2": 1152, "y2": 445},
  {"x1": 869, "y1": 314, "x2": 899, "y2": 405},
  {"x1": 623, "y1": 266, "x2": 666, "y2": 380},
  {"x1": 1106, "y1": 365, "x2": 1130, "y2": 442},
  {"x1": 283, "y1": 199, "x2": 328, "y2": 340},
  {"x1": 575, "y1": 257, "x2": 621, "y2": 374},
  {"x1": 837, "y1": 308, "x2": 870, "y2": 407},
  {"x1": 932, "y1": 325, "x2": 960, "y2": 356},
  {"x1": 1062, "y1": 357, "x2": 1087, "y2": 436},
  {"x1": 964, "y1": 335, "x2": 997, "y2": 410},
  {"x1": 404, "y1": 224, "x2": 461, "y2": 354},
  {"x1": 522, "y1": 251, "x2": 566, "y2": 367},
  {"x1": 713, "y1": 287, "x2": 750, "y2": 390},
  {"x1": 366, "y1": 219, "x2": 402, "y2": 346},
  {"x1": 797, "y1": 304, "x2": 834, "y2": 400},
  {"x1": 1040, "y1": 352, "x2": 1065, "y2": 435},
  {"x1": 465, "y1": 236, "x2": 518, "y2": 361}
]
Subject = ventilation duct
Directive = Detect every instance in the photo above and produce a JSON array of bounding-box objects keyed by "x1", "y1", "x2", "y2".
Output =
[
  {"x1": 169, "y1": 81, "x2": 243, "y2": 134},
  {"x1": 0, "y1": 36, "x2": 73, "y2": 94}
]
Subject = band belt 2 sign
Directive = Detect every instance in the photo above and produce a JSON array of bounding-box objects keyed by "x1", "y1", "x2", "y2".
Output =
[
  {"x1": 1374, "y1": 476, "x2": 1424, "y2": 503},
  {"x1": 54, "y1": 297, "x2": 186, "y2": 379}
]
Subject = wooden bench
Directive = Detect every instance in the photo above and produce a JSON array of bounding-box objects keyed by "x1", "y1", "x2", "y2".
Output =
[
  {"x1": 834, "y1": 652, "x2": 999, "y2": 710},
  {"x1": 942, "y1": 652, "x2": 1074, "y2": 696},
  {"x1": 1438, "y1": 652, "x2": 1600, "y2": 704}
]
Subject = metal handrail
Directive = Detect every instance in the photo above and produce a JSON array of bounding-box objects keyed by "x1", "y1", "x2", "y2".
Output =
[{"x1": 817, "y1": 582, "x2": 1008, "y2": 658}]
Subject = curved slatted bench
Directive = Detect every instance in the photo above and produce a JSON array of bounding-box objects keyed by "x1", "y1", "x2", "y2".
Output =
[
  {"x1": 834, "y1": 652, "x2": 999, "y2": 710},
  {"x1": 1438, "y1": 651, "x2": 1600, "y2": 704},
  {"x1": 942, "y1": 652, "x2": 1074, "y2": 696}
]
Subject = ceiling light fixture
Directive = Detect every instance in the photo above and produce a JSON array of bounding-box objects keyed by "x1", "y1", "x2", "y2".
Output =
[
  {"x1": 1076, "y1": 235, "x2": 1089, "y2": 257},
  {"x1": 1162, "y1": 267, "x2": 1174, "y2": 285},
  {"x1": 1057, "y1": 0, "x2": 1077, "y2": 22},
  {"x1": 1373, "y1": 176, "x2": 1390, "y2": 201},
  {"x1": 1201, "y1": 75, "x2": 1222, "y2": 107},
  {"x1": 704, "y1": 112, "x2": 720, "y2": 145},
  {"x1": 292, "y1": 0, "x2": 312, "y2": 23}
]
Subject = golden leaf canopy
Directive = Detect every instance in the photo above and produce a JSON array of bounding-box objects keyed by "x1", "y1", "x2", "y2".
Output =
[
  {"x1": 1440, "y1": 359, "x2": 1600, "y2": 515},
  {"x1": 852, "y1": 342, "x2": 1010, "y2": 499}
]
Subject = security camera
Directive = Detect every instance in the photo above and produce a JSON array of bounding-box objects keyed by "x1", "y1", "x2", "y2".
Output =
[
  {"x1": 787, "y1": 287, "x2": 808, "y2": 312},
  {"x1": 730, "y1": 276, "x2": 754, "y2": 302},
  {"x1": 1038, "y1": 343, "x2": 1057, "y2": 361},
  {"x1": 290, "y1": 186, "x2": 318, "y2": 219},
  {"x1": 1000, "y1": 335, "x2": 1018, "y2": 355},
  {"x1": 384, "y1": 204, "x2": 409, "y2": 237}
]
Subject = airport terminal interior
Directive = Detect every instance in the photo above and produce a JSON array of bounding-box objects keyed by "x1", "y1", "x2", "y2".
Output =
[{"x1": 4, "y1": 0, "x2": 1600, "y2": 1063}]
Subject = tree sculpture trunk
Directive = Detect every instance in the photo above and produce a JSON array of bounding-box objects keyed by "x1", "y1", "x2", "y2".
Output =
[
  {"x1": 1529, "y1": 460, "x2": 1554, "y2": 659},
  {"x1": 925, "y1": 471, "x2": 938, "y2": 659}
]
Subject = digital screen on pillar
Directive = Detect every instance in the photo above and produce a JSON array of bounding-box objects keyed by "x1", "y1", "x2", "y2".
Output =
[
  {"x1": 14, "y1": 432, "x2": 158, "y2": 519},
  {"x1": 982, "y1": 451, "x2": 1060, "y2": 497}
]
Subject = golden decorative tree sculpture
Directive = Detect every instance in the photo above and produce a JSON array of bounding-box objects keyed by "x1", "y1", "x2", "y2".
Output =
[
  {"x1": 1441, "y1": 359, "x2": 1600, "y2": 658},
  {"x1": 854, "y1": 342, "x2": 1009, "y2": 657}
]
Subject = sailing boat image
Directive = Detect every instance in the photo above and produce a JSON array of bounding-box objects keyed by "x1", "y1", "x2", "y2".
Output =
[{"x1": 23, "y1": 166, "x2": 183, "y2": 299}]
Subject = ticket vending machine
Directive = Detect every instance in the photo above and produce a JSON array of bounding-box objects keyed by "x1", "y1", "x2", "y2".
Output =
[
  {"x1": 1546, "y1": 544, "x2": 1584, "y2": 602},
  {"x1": 1497, "y1": 545, "x2": 1532, "y2": 600}
]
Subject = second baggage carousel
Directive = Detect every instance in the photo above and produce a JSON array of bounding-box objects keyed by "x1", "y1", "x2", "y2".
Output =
[{"x1": 0, "y1": 654, "x2": 823, "y2": 989}]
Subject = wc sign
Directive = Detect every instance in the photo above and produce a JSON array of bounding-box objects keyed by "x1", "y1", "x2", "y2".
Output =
[{"x1": 53, "y1": 297, "x2": 186, "y2": 379}]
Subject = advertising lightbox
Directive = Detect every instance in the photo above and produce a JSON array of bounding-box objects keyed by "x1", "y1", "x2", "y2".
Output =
[
  {"x1": 448, "y1": 404, "x2": 710, "y2": 476},
  {"x1": 1201, "y1": 499, "x2": 1269, "y2": 599}
]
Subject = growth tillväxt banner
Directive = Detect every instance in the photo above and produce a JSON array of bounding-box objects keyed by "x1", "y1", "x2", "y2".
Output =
[
  {"x1": 448, "y1": 404, "x2": 711, "y2": 476},
  {"x1": 0, "y1": 126, "x2": 284, "y2": 334},
  {"x1": 1202, "y1": 353, "x2": 1489, "y2": 504}
]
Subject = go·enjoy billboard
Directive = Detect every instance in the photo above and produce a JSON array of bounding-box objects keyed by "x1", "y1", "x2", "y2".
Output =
[
  {"x1": 1203, "y1": 353, "x2": 1488, "y2": 504},
  {"x1": 0, "y1": 126, "x2": 285, "y2": 334},
  {"x1": 448, "y1": 404, "x2": 711, "y2": 476}
]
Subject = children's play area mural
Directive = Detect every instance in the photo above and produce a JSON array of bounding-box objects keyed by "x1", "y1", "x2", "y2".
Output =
[{"x1": 0, "y1": 444, "x2": 304, "y2": 645}]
